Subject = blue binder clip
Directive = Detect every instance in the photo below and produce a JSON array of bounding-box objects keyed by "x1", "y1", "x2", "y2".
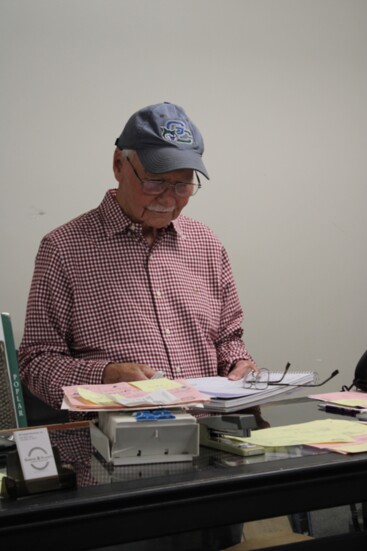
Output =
[{"x1": 133, "y1": 410, "x2": 176, "y2": 422}]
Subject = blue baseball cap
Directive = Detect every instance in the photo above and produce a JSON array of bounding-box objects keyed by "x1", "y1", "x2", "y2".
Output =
[{"x1": 115, "y1": 102, "x2": 209, "y2": 179}]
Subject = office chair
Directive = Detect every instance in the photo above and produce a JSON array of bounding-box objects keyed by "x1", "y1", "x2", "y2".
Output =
[
  {"x1": 353, "y1": 350, "x2": 367, "y2": 391},
  {"x1": 22, "y1": 383, "x2": 69, "y2": 426}
]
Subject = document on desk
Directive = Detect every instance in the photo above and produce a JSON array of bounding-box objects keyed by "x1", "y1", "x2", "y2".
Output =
[
  {"x1": 240, "y1": 418, "x2": 367, "y2": 454},
  {"x1": 308, "y1": 391, "x2": 367, "y2": 418},
  {"x1": 187, "y1": 371, "x2": 315, "y2": 412},
  {"x1": 308, "y1": 391, "x2": 367, "y2": 408},
  {"x1": 62, "y1": 378, "x2": 210, "y2": 411}
]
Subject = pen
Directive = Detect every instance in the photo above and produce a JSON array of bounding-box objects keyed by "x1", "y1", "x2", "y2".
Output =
[{"x1": 318, "y1": 404, "x2": 367, "y2": 417}]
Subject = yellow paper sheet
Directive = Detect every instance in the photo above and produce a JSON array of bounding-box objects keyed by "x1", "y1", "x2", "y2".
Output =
[
  {"x1": 77, "y1": 387, "x2": 118, "y2": 405},
  {"x1": 311, "y1": 431, "x2": 367, "y2": 454},
  {"x1": 340, "y1": 444, "x2": 367, "y2": 453},
  {"x1": 324, "y1": 398, "x2": 367, "y2": 407},
  {"x1": 129, "y1": 378, "x2": 181, "y2": 391},
  {"x1": 242, "y1": 419, "x2": 367, "y2": 447},
  {"x1": 309, "y1": 391, "x2": 367, "y2": 408}
]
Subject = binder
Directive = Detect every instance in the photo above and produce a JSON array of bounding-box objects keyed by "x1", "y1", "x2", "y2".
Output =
[{"x1": 0, "y1": 313, "x2": 28, "y2": 428}]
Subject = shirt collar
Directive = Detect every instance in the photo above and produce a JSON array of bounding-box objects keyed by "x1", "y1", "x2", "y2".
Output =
[
  {"x1": 171, "y1": 217, "x2": 185, "y2": 238},
  {"x1": 99, "y1": 189, "x2": 132, "y2": 237}
]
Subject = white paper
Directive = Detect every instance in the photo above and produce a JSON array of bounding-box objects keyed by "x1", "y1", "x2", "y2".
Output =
[
  {"x1": 187, "y1": 372, "x2": 315, "y2": 398},
  {"x1": 113, "y1": 390, "x2": 178, "y2": 407}
]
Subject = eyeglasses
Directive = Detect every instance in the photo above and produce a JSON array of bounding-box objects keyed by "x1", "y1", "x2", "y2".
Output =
[
  {"x1": 126, "y1": 156, "x2": 201, "y2": 198},
  {"x1": 243, "y1": 362, "x2": 339, "y2": 390}
]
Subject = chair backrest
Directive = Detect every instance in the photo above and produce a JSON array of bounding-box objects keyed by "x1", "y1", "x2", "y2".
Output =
[
  {"x1": 1, "y1": 311, "x2": 69, "y2": 428},
  {"x1": 354, "y1": 350, "x2": 367, "y2": 391},
  {"x1": 22, "y1": 383, "x2": 69, "y2": 426}
]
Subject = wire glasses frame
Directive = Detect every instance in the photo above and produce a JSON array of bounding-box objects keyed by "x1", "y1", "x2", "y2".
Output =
[
  {"x1": 126, "y1": 156, "x2": 201, "y2": 198},
  {"x1": 243, "y1": 362, "x2": 339, "y2": 390}
]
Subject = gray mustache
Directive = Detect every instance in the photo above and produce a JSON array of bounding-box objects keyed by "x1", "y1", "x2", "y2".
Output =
[{"x1": 147, "y1": 206, "x2": 175, "y2": 213}]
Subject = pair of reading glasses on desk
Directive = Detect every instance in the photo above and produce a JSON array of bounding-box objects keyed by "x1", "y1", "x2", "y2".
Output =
[{"x1": 243, "y1": 362, "x2": 339, "y2": 390}]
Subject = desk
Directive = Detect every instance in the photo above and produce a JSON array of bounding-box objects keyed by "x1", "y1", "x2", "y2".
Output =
[{"x1": 1, "y1": 398, "x2": 367, "y2": 550}]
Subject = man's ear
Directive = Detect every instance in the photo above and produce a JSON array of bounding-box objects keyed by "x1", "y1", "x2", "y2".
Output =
[{"x1": 113, "y1": 148, "x2": 124, "y2": 180}]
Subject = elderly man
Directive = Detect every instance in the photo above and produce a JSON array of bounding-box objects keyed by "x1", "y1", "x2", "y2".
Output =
[
  {"x1": 19, "y1": 102, "x2": 256, "y2": 410},
  {"x1": 19, "y1": 102, "x2": 260, "y2": 550}
]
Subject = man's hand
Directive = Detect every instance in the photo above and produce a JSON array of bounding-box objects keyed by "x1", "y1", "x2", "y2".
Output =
[
  {"x1": 227, "y1": 359, "x2": 259, "y2": 381},
  {"x1": 102, "y1": 362, "x2": 156, "y2": 384}
]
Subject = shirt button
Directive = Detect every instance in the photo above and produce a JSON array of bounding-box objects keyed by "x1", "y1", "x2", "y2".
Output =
[
  {"x1": 176, "y1": 367, "x2": 182, "y2": 373},
  {"x1": 156, "y1": 290, "x2": 162, "y2": 298},
  {"x1": 165, "y1": 328, "x2": 171, "y2": 335}
]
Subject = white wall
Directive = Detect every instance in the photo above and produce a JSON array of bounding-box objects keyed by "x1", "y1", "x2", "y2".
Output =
[{"x1": 1, "y1": 0, "x2": 366, "y2": 395}]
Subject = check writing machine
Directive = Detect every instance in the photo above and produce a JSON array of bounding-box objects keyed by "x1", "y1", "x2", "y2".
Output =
[
  {"x1": 90, "y1": 410, "x2": 200, "y2": 465},
  {"x1": 90, "y1": 411, "x2": 264, "y2": 466}
]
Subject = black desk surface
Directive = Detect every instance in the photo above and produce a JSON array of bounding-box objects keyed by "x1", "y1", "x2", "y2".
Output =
[{"x1": 1, "y1": 398, "x2": 367, "y2": 550}]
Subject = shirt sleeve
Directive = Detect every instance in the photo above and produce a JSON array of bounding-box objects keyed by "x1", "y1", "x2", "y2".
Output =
[
  {"x1": 215, "y1": 247, "x2": 253, "y2": 376},
  {"x1": 18, "y1": 237, "x2": 108, "y2": 409}
]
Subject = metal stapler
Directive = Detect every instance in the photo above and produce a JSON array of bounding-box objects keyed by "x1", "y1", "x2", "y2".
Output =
[{"x1": 198, "y1": 414, "x2": 265, "y2": 456}]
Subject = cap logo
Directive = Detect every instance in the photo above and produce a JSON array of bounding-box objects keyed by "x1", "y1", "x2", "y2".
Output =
[{"x1": 161, "y1": 120, "x2": 193, "y2": 144}]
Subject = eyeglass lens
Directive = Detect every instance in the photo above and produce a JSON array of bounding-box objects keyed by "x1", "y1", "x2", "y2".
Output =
[
  {"x1": 244, "y1": 369, "x2": 269, "y2": 390},
  {"x1": 126, "y1": 156, "x2": 200, "y2": 197},
  {"x1": 143, "y1": 180, "x2": 197, "y2": 197}
]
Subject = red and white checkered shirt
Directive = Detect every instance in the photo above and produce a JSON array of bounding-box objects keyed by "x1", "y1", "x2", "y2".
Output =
[{"x1": 19, "y1": 190, "x2": 252, "y2": 409}]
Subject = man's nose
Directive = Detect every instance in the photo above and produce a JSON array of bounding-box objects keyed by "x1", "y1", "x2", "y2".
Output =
[{"x1": 160, "y1": 184, "x2": 177, "y2": 199}]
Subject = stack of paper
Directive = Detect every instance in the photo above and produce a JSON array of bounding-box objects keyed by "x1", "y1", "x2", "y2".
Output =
[
  {"x1": 62, "y1": 378, "x2": 210, "y2": 411},
  {"x1": 308, "y1": 391, "x2": 367, "y2": 418},
  {"x1": 187, "y1": 371, "x2": 315, "y2": 412},
  {"x1": 239, "y1": 418, "x2": 367, "y2": 455}
]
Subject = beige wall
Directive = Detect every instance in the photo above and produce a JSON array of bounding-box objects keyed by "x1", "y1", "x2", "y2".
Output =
[{"x1": 1, "y1": 0, "x2": 366, "y2": 394}]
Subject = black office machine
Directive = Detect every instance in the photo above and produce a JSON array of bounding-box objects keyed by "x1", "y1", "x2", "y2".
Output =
[{"x1": 198, "y1": 414, "x2": 265, "y2": 456}]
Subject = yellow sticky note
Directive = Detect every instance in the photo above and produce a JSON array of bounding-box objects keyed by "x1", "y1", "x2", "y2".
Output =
[
  {"x1": 77, "y1": 387, "x2": 117, "y2": 405},
  {"x1": 130, "y1": 378, "x2": 181, "y2": 391}
]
